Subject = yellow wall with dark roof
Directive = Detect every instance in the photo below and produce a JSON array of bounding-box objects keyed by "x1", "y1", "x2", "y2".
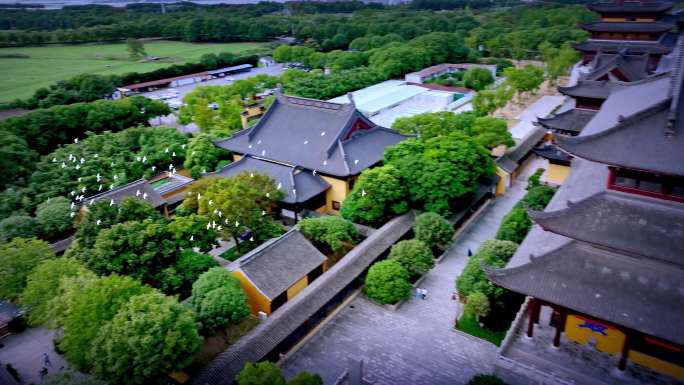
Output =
[
  {"x1": 286, "y1": 276, "x2": 308, "y2": 301},
  {"x1": 629, "y1": 351, "x2": 684, "y2": 380},
  {"x1": 546, "y1": 164, "x2": 570, "y2": 185},
  {"x1": 233, "y1": 270, "x2": 271, "y2": 315},
  {"x1": 317, "y1": 175, "x2": 350, "y2": 212}
]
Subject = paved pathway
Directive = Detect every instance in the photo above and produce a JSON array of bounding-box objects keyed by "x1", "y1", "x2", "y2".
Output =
[
  {"x1": 281, "y1": 183, "x2": 528, "y2": 385},
  {"x1": 0, "y1": 327, "x2": 69, "y2": 384}
]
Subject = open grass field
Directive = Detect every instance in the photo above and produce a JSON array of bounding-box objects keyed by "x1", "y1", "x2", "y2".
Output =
[{"x1": 0, "y1": 40, "x2": 268, "y2": 103}]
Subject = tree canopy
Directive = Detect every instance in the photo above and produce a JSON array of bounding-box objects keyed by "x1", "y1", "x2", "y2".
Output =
[
  {"x1": 414, "y1": 212, "x2": 454, "y2": 252},
  {"x1": 340, "y1": 165, "x2": 409, "y2": 227},
  {"x1": 298, "y1": 215, "x2": 358, "y2": 254},
  {"x1": 0, "y1": 237, "x2": 55, "y2": 301},
  {"x1": 388, "y1": 239, "x2": 434, "y2": 277},
  {"x1": 364, "y1": 259, "x2": 412, "y2": 305},
  {"x1": 90, "y1": 292, "x2": 201, "y2": 385},
  {"x1": 456, "y1": 239, "x2": 518, "y2": 304}
]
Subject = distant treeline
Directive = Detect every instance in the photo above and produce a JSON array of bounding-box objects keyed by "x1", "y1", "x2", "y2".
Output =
[
  {"x1": 10, "y1": 52, "x2": 259, "y2": 110},
  {"x1": 0, "y1": 0, "x2": 518, "y2": 48}
]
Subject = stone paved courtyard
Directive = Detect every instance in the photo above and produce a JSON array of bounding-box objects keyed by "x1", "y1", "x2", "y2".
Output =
[
  {"x1": 281, "y1": 183, "x2": 528, "y2": 385},
  {"x1": 0, "y1": 327, "x2": 69, "y2": 384}
]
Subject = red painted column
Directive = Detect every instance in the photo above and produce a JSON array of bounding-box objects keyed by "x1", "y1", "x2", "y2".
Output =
[
  {"x1": 553, "y1": 309, "x2": 567, "y2": 347},
  {"x1": 527, "y1": 298, "x2": 539, "y2": 338}
]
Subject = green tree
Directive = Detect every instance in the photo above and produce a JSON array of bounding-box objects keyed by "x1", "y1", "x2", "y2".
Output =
[
  {"x1": 388, "y1": 239, "x2": 434, "y2": 277},
  {"x1": 43, "y1": 371, "x2": 106, "y2": 385},
  {"x1": 90, "y1": 292, "x2": 201, "y2": 385},
  {"x1": 364, "y1": 260, "x2": 412, "y2": 305},
  {"x1": 414, "y1": 212, "x2": 454, "y2": 252},
  {"x1": 539, "y1": 42, "x2": 579, "y2": 83},
  {"x1": 273, "y1": 45, "x2": 293, "y2": 63},
  {"x1": 298, "y1": 216, "x2": 358, "y2": 254},
  {"x1": 196, "y1": 285, "x2": 250, "y2": 333},
  {"x1": 59, "y1": 275, "x2": 152, "y2": 371},
  {"x1": 35, "y1": 197, "x2": 73, "y2": 239},
  {"x1": 468, "y1": 117, "x2": 515, "y2": 150},
  {"x1": 191, "y1": 267, "x2": 243, "y2": 307},
  {"x1": 392, "y1": 111, "x2": 475, "y2": 140},
  {"x1": 85, "y1": 219, "x2": 179, "y2": 289},
  {"x1": 340, "y1": 165, "x2": 409, "y2": 227},
  {"x1": 384, "y1": 134, "x2": 495, "y2": 215},
  {"x1": 0, "y1": 238, "x2": 55, "y2": 301},
  {"x1": 162, "y1": 249, "x2": 218, "y2": 297},
  {"x1": 184, "y1": 133, "x2": 230, "y2": 178},
  {"x1": 456, "y1": 240, "x2": 518, "y2": 303},
  {"x1": 126, "y1": 38, "x2": 147, "y2": 59},
  {"x1": 465, "y1": 291, "x2": 490, "y2": 322},
  {"x1": 168, "y1": 214, "x2": 219, "y2": 252},
  {"x1": 20, "y1": 258, "x2": 92, "y2": 326},
  {"x1": 463, "y1": 67, "x2": 494, "y2": 91},
  {"x1": 287, "y1": 372, "x2": 323, "y2": 385},
  {"x1": 503, "y1": 65, "x2": 545, "y2": 98},
  {"x1": 236, "y1": 362, "x2": 286, "y2": 385},
  {"x1": 0, "y1": 215, "x2": 39, "y2": 243},
  {"x1": 520, "y1": 185, "x2": 556, "y2": 211}
]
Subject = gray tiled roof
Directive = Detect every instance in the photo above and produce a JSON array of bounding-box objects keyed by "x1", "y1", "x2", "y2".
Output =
[
  {"x1": 215, "y1": 94, "x2": 407, "y2": 177},
  {"x1": 496, "y1": 125, "x2": 546, "y2": 173},
  {"x1": 532, "y1": 145, "x2": 572, "y2": 163},
  {"x1": 587, "y1": 1, "x2": 675, "y2": 14},
  {"x1": 573, "y1": 35, "x2": 676, "y2": 55},
  {"x1": 558, "y1": 80, "x2": 614, "y2": 100},
  {"x1": 152, "y1": 174, "x2": 194, "y2": 195},
  {"x1": 50, "y1": 236, "x2": 74, "y2": 254},
  {"x1": 191, "y1": 211, "x2": 416, "y2": 385},
  {"x1": 231, "y1": 229, "x2": 327, "y2": 301},
  {"x1": 206, "y1": 156, "x2": 330, "y2": 204},
  {"x1": 486, "y1": 240, "x2": 684, "y2": 346},
  {"x1": 585, "y1": 51, "x2": 649, "y2": 82},
  {"x1": 86, "y1": 179, "x2": 166, "y2": 208},
  {"x1": 558, "y1": 70, "x2": 684, "y2": 175},
  {"x1": 530, "y1": 190, "x2": 684, "y2": 265},
  {"x1": 537, "y1": 108, "x2": 596, "y2": 134},
  {"x1": 581, "y1": 21, "x2": 673, "y2": 33}
]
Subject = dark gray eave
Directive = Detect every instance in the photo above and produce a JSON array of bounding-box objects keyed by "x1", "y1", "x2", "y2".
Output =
[
  {"x1": 587, "y1": 1, "x2": 675, "y2": 14},
  {"x1": 205, "y1": 156, "x2": 330, "y2": 204},
  {"x1": 214, "y1": 94, "x2": 407, "y2": 177},
  {"x1": 533, "y1": 145, "x2": 572, "y2": 163},
  {"x1": 557, "y1": 99, "x2": 684, "y2": 176},
  {"x1": 537, "y1": 108, "x2": 597, "y2": 134},
  {"x1": 497, "y1": 125, "x2": 546, "y2": 173},
  {"x1": 585, "y1": 51, "x2": 649, "y2": 82},
  {"x1": 86, "y1": 179, "x2": 166, "y2": 208},
  {"x1": 573, "y1": 35, "x2": 676, "y2": 55},
  {"x1": 581, "y1": 21, "x2": 673, "y2": 33},
  {"x1": 486, "y1": 240, "x2": 684, "y2": 346},
  {"x1": 231, "y1": 229, "x2": 327, "y2": 301},
  {"x1": 558, "y1": 80, "x2": 614, "y2": 100},
  {"x1": 530, "y1": 190, "x2": 684, "y2": 265}
]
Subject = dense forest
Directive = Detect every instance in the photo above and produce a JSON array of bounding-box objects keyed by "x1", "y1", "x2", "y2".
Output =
[{"x1": 0, "y1": 1, "x2": 594, "y2": 52}]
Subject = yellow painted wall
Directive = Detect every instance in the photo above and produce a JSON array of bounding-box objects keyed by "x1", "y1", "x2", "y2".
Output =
[
  {"x1": 233, "y1": 154, "x2": 243, "y2": 162},
  {"x1": 317, "y1": 175, "x2": 349, "y2": 212},
  {"x1": 629, "y1": 351, "x2": 684, "y2": 380},
  {"x1": 232, "y1": 270, "x2": 271, "y2": 315},
  {"x1": 547, "y1": 164, "x2": 570, "y2": 185},
  {"x1": 286, "y1": 276, "x2": 308, "y2": 301},
  {"x1": 565, "y1": 315, "x2": 625, "y2": 355},
  {"x1": 495, "y1": 167, "x2": 509, "y2": 196}
]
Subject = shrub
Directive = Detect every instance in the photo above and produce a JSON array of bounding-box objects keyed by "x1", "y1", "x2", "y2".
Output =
[
  {"x1": 414, "y1": 212, "x2": 454, "y2": 251},
  {"x1": 298, "y1": 216, "x2": 358, "y2": 254},
  {"x1": 364, "y1": 260, "x2": 412, "y2": 305},
  {"x1": 465, "y1": 291, "x2": 490, "y2": 321},
  {"x1": 340, "y1": 165, "x2": 409, "y2": 227},
  {"x1": 196, "y1": 285, "x2": 250, "y2": 333},
  {"x1": 495, "y1": 206, "x2": 531, "y2": 244},
  {"x1": 35, "y1": 196, "x2": 74, "y2": 239},
  {"x1": 388, "y1": 239, "x2": 434, "y2": 277},
  {"x1": 287, "y1": 372, "x2": 323, "y2": 385},
  {"x1": 0, "y1": 237, "x2": 55, "y2": 301},
  {"x1": 236, "y1": 362, "x2": 286, "y2": 385},
  {"x1": 526, "y1": 168, "x2": 545, "y2": 190},
  {"x1": 456, "y1": 240, "x2": 518, "y2": 302},
  {"x1": 520, "y1": 185, "x2": 556, "y2": 211},
  {"x1": 0, "y1": 215, "x2": 39, "y2": 243}
]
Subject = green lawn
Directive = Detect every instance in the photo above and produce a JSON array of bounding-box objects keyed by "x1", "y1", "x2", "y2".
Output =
[
  {"x1": 456, "y1": 313, "x2": 507, "y2": 346},
  {"x1": 0, "y1": 40, "x2": 267, "y2": 103}
]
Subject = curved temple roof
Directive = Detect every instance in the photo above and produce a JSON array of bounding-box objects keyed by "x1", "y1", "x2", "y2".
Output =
[
  {"x1": 581, "y1": 21, "x2": 674, "y2": 34},
  {"x1": 529, "y1": 190, "x2": 684, "y2": 264},
  {"x1": 486, "y1": 240, "x2": 684, "y2": 346}
]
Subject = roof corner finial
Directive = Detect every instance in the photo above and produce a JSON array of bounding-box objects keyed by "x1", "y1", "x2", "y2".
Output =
[{"x1": 347, "y1": 92, "x2": 356, "y2": 107}]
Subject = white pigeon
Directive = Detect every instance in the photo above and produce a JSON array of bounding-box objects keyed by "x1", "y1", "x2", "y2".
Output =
[
  {"x1": 81, "y1": 186, "x2": 86, "y2": 193},
  {"x1": 77, "y1": 177, "x2": 82, "y2": 182},
  {"x1": 80, "y1": 157, "x2": 85, "y2": 164},
  {"x1": 250, "y1": 172, "x2": 254, "y2": 178},
  {"x1": 250, "y1": 236, "x2": 254, "y2": 242},
  {"x1": 217, "y1": 225, "x2": 223, "y2": 231},
  {"x1": 74, "y1": 138, "x2": 78, "y2": 143},
  {"x1": 75, "y1": 164, "x2": 80, "y2": 170},
  {"x1": 98, "y1": 184, "x2": 103, "y2": 191},
  {"x1": 70, "y1": 190, "x2": 75, "y2": 196},
  {"x1": 224, "y1": 219, "x2": 229, "y2": 224},
  {"x1": 96, "y1": 173, "x2": 101, "y2": 182},
  {"x1": 266, "y1": 192, "x2": 270, "y2": 198},
  {"x1": 61, "y1": 162, "x2": 66, "y2": 168},
  {"x1": 52, "y1": 158, "x2": 57, "y2": 163},
  {"x1": 113, "y1": 175, "x2": 118, "y2": 180},
  {"x1": 181, "y1": 144, "x2": 186, "y2": 149},
  {"x1": 206, "y1": 222, "x2": 211, "y2": 230},
  {"x1": 152, "y1": 166, "x2": 156, "y2": 172},
  {"x1": 142, "y1": 192, "x2": 148, "y2": 200},
  {"x1": 190, "y1": 235, "x2": 194, "y2": 241},
  {"x1": 217, "y1": 211, "x2": 222, "y2": 218},
  {"x1": 109, "y1": 184, "x2": 114, "y2": 190},
  {"x1": 136, "y1": 156, "x2": 141, "y2": 162},
  {"x1": 70, "y1": 202, "x2": 75, "y2": 209},
  {"x1": 109, "y1": 199, "x2": 115, "y2": 206},
  {"x1": 70, "y1": 212, "x2": 76, "y2": 218},
  {"x1": 213, "y1": 209, "x2": 218, "y2": 215},
  {"x1": 142, "y1": 156, "x2": 147, "y2": 163},
  {"x1": 235, "y1": 220, "x2": 239, "y2": 227},
  {"x1": 197, "y1": 193, "x2": 201, "y2": 200},
  {"x1": 94, "y1": 154, "x2": 99, "y2": 158},
  {"x1": 277, "y1": 182, "x2": 282, "y2": 190},
  {"x1": 96, "y1": 219, "x2": 101, "y2": 226},
  {"x1": 172, "y1": 152, "x2": 176, "y2": 157},
  {"x1": 361, "y1": 189, "x2": 367, "y2": 197},
  {"x1": 136, "y1": 190, "x2": 141, "y2": 197},
  {"x1": 165, "y1": 148, "x2": 169, "y2": 153},
  {"x1": 202, "y1": 169, "x2": 206, "y2": 174},
  {"x1": 261, "y1": 210, "x2": 266, "y2": 216},
  {"x1": 89, "y1": 199, "x2": 94, "y2": 205},
  {"x1": 208, "y1": 200, "x2": 214, "y2": 206},
  {"x1": 168, "y1": 164, "x2": 173, "y2": 170}
]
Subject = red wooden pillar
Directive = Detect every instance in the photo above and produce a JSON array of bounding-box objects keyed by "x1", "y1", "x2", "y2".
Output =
[
  {"x1": 526, "y1": 298, "x2": 540, "y2": 338},
  {"x1": 553, "y1": 308, "x2": 567, "y2": 347},
  {"x1": 619, "y1": 333, "x2": 631, "y2": 371}
]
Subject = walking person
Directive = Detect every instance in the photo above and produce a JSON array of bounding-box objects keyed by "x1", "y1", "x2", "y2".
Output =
[
  {"x1": 40, "y1": 367, "x2": 48, "y2": 379},
  {"x1": 422, "y1": 288, "x2": 428, "y2": 300},
  {"x1": 43, "y1": 352, "x2": 52, "y2": 367},
  {"x1": 467, "y1": 249, "x2": 473, "y2": 257}
]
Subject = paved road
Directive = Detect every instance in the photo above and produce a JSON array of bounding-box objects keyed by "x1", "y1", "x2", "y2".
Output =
[
  {"x1": 281, "y1": 183, "x2": 528, "y2": 385},
  {"x1": 0, "y1": 327, "x2": 69, "y2": 384}
]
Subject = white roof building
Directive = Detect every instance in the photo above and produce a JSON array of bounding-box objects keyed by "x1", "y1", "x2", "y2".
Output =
[{"x1": 329, "y1": 80, "x2": 474, "y2": 127}]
